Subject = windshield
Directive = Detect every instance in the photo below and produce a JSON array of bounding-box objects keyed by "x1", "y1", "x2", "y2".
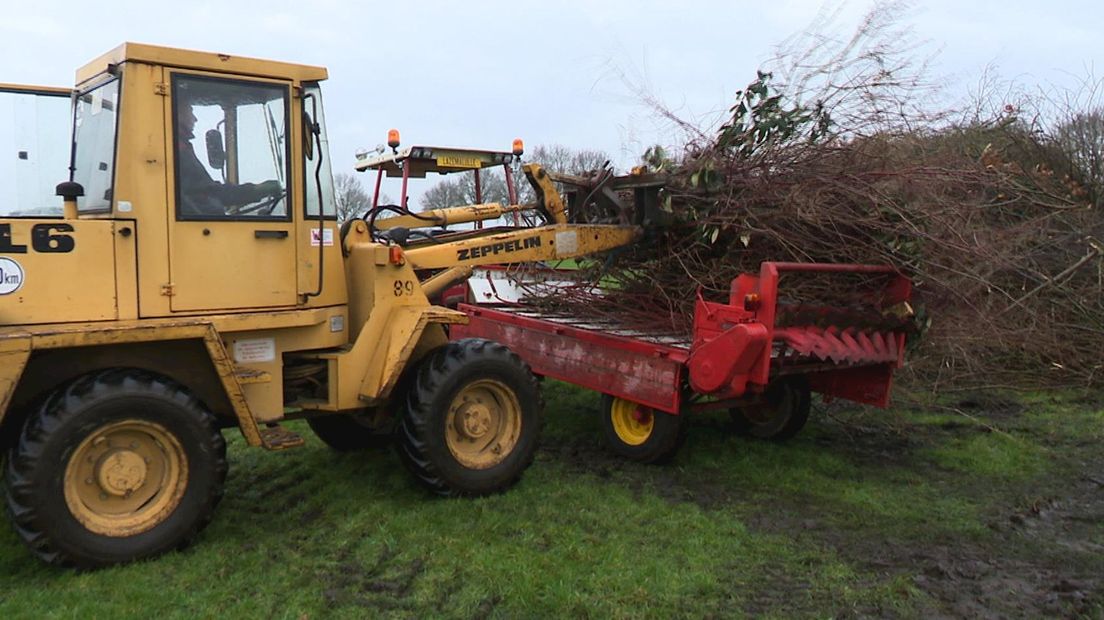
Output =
[
  {"x1": 0, "y1": 87, "x2": 71, "y2": 217},
  {"x1": 73, "y1": 78, "x2": 120, "y2": 213}
]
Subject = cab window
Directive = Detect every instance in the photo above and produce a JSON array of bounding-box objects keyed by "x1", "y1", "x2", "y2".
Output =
[
  {"x1": 0, "y1": 87, "x2": 72, "y2": 217},
  {"x1": 73, "y1": 78, "x2": 120, "y2": 213},
  {"x1": 172, "y1": 75, "x2": 290, "y2": 220},
  {"x1": 302, "y1": 82, "x2": 336, "y2": 219}
]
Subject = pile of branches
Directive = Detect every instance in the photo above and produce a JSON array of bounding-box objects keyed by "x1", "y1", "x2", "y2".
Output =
[{"x1": 518, "y1": 5, "x2": 1104, "y2": 389}]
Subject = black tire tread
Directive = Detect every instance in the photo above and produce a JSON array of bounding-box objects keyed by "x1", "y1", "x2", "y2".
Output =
[
  {"x1": 396, "y1": 339, "x2": 542, "y2": 497},
  {"x1": 731, "y1": 376, "x2": 811, "y2": 441},
  {"x1": 4, "y1": 369, "x2": 227, "y2": 568}
]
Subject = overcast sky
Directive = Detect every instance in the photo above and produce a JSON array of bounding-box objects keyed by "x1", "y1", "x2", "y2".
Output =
[{"x1": 2, "y1": 0, "x2": 1102, "y2": 183}]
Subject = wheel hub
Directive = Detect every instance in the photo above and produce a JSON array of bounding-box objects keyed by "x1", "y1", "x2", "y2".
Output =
[
  {"x1": 63, "y1": 420, "x2": 188, "y2": 537},
  {"x1": 457, "y1": 403, "x2": 493, "y2": 439},
  {"x1": 445, "y1": 380, "x2": 522, "y2": 470},
  {"x1": 96, "y1": 449, "x2": 148, "y2": 496},
  {"x1": 610, "y1": 398, "x2": 655, "y2": 446}
]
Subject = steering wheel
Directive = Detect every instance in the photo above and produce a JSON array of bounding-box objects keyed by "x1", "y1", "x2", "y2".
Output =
[{"x1": 228, "y1": 191, "x2": 286, "y2": 216}]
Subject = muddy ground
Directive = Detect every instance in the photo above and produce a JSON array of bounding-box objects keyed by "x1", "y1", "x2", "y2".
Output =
[
  {"x1": 1, "y1": 387, "x2": 1099, "y2": 618},
  {"x1": 541, "y1": 390, "x2": 1104, "y2": 618}
]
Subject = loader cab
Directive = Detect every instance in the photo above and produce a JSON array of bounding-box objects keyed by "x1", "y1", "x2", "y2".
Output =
[
  {"x1": 60, "y1": 44, "x2": 347, "y2": 319},
  {"x1": 0, "y1": 45, "x2": 347, "y2": 325}
]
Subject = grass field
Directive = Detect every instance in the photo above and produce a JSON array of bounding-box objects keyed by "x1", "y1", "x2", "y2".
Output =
[{"x1": 1, "y1": 382, "x2": 1101, "y2": 618}]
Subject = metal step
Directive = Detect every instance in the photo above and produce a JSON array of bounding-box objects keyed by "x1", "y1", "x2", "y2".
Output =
[{"x1": 259, "y1": 424, "x2": 305, "y2": 451}]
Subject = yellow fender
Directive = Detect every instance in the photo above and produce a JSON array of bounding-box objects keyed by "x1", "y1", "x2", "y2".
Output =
[
  {"x1": 0, "y1": 338, "x2": 32, "y2": 422},
  {"x1": 349, "y1": 304, "x2": 465, "y2": 408}
]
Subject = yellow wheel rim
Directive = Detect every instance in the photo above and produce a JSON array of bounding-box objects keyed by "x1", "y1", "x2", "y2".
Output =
[
  {"x1": 445, "y1": 379, "x2": 522, "y2": 470},
  {"x1": 610, "y1": 398, "x2": 654, "y2": 446},
  {"x1": 63, "y1": 420, "x2": 188, "y2": 537}
]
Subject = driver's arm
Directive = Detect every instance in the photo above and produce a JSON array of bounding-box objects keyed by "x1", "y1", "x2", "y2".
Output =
[
  {"x1": 212, "y1": 180, "x2": 283, "y2": 208},
  {"x1": 178, "y1": 137, "x2": 283, "y2": 213}
]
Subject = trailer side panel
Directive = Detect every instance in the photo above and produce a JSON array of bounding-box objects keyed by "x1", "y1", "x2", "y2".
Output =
[{"x1": 452, "y1": 305, "x2": 687, "y2": 414}]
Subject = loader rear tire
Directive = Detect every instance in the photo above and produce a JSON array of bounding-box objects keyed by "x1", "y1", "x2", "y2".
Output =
[
  {"x1": 307, "y1": 410, "x2": 392, "y2": 451},
  {"x1": 730, "y1": 376, "x2": 811, "y2": 441},
  {"x1": 396, "y1": 339, "x2": 541, "y2": 497},
  {"x1": 601, "y1": 395, "x2": 686, "y2": 464},
  {"x1": 4, "y1": 369, "x2": 227, "y2": 568}
]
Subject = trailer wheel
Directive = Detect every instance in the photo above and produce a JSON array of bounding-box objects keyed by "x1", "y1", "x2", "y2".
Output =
[
  {"x1": 307, "y1": 409, "x2": 392, "y2": 451},
  {"x1": 396, "y1": 339, "x2": 542, "y2": 497},
  {"x1": 4, "y1": 369, "x2": 227, "y2": 568},
  {"x1": 601, "y1": 396, "x2": 686, "y2": 464},
  {"x1": 730, "y1": 376, "x2": 811, "y2": 441}
]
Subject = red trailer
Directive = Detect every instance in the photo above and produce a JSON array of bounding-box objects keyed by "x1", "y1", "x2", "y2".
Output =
[{"x1": 451, "y1": 262, "x2": 913, "y2": 462}]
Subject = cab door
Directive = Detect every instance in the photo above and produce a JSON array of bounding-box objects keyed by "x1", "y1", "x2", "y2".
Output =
[{"x1": 166, "y1": 71, "x2": 297, "y2": 312}]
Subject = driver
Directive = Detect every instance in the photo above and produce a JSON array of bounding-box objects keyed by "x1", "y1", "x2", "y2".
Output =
[{"x1": 175, "y1": 99, "x2": 283, "y2": 217}]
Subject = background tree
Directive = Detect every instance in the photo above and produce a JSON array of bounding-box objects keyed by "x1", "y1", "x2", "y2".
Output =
[
  {"x1": 1054, "y1": 108, "x2": 1104, "y2": 206},
  {"x1": 528, "y1": 144, "x2": 610, "y2": 176},
  {"x1": 420, "y1": 170, "x2": 509, "y2": 212},
  {"x1": 418, "y1": 144, "x2": 612, "y2": 213},
  {"x1": 514, "y1": 144, "x2": 611, "y2": 204},
  {"x1": 334, "y1": 172, "x2": 372, "y2": 222}
]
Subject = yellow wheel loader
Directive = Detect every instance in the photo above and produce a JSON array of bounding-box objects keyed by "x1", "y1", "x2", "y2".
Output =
[{"x1": 0, "y1": 44, "x2": 644, "y2": 568}]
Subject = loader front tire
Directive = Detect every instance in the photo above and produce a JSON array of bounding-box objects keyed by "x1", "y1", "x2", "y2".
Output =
[
  {"x1": 730, "y1": 376, "x2": 811, "y2": 441},
  {"x1": 601, "y1": 395, "x2": 686, "y2": 464},
  {"x1": 4, "y1": 369, "x2": 227, "y2": 568},
  {"x1": 396, "y1": 339, "x2": 541, "y2": 497}
]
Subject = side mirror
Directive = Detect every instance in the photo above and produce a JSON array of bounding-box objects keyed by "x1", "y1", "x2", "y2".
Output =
[{"x1": 204, "y1": 129, "x2": 225, "y2": 169}]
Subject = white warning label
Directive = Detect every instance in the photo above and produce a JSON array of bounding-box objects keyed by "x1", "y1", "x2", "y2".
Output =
[
  {"x1": 233, "y1": 338, "x2": 276, "y2": 363},
  {"x1": 310, "y1": 228, "x2": 335, "y2": 247}
]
